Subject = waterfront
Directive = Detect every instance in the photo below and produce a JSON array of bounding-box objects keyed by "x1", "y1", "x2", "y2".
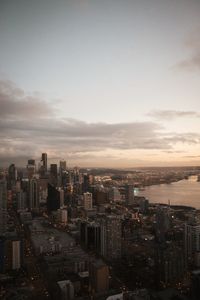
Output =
[{"x1": 138, "y1": 175, "x2": 200, "y2": 209}]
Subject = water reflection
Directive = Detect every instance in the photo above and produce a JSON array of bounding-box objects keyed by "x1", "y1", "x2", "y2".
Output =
[{"x1": 138, "y1": 176, "x2": 200, "y2": 209}]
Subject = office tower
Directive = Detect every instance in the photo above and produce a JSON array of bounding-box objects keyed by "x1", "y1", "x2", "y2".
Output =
[
  {"x1": 155, "y1": 206, "x2": 171, "y2": 243},
  {"x1": 50, "y1": 163, "x2": 58, "y2": 177},
  {"x1": 100, "y1": 215, "x2": 122, "y2": 260},
  {"x1": 41, "y1": 153, "x2": 47, "y2": 171},
  {"x1": 50, "y1": 163, "x2": 58, "y2": 185},
  {"x1": 8, "y1": 163, "x2": 17, "y2": 190},
  {"x1": 155, "y1": 244, "x2": 185, "y2": 286},
  {"x1": 57, "y1": 280, "x2": 74, "y2": 300},
  {"x1": 59, "y1": 188, "x2": 65, "y2": 207},
  {"x1": 83, "y1": 192, "x2": 93, "y2": 210},
  {"x1": 60, "y1": 160, "x2": 67, "y2": 173},
  {"x1": 29, "y1": 178, "x2": 39, "y2": 210},
  {"x1": 125, "y1": 184, "x2": 134, "y2": 205},
  {"x1": 4, "y1": 238, "x2": 23, "y2": 271},
  {"x1": 184, "y1": 223, "x2": 200, "y2": 262},
  {"x1": 40, "y1": 153, "x2": 47, "y2": 176},
  {"x1": 17, "y1": 191, "x2": 27, "y2": 211},
  {"x1": 27, "y1": 159, "x2": 36, "y2": 179},
  {"x1": 191, "y1": 270, "x2": 200, "y2": 300},
  {"x1": 57, "y1": 208, "x2": 68, "y2": 225},
  {"x1": 94, "y1": 190, "x2": 109, "y2": 205},
  {"x1": 139, "y1": 198, "x2": 149, "y2": 214},
  {"x1": 0, "y1": 180, "x2": 7, "y2": 234},
  {"x1": 82, "y1": 174, "x2": 93, "y2": 193},
  {"x1": 12, "y1": 240, "x2": 21, "y2": 270},
  {"x1": 89, "y1": 260, "x2": 109, "y2": 294},
  {"x1": 73, "y1": 167, "x2": 82, "y2": 183},
  {"x1": 109, "y1": 187, "x2": 121, "y2": 202},
  {"x1": 47, "y1": 183, "x2": 60, "y2": 212},
  {"x1": 0, "y1": 237, "x2": 6, "y2": 272},
  {"x1": 80, "y1": 221, "x2": 101, "y2": 252},
  {"x1": 15, "y1": 180, "x2": 21, "y2": 193}
]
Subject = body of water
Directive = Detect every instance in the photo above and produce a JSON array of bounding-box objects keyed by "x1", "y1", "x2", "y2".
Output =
[{"x1": 137, "y1": 175, "x2": 200, "y2": 209}]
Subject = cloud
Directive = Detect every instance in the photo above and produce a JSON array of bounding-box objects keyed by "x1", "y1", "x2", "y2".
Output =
[
  {"x1": 149, "y1": 110, "x2": 200, "y2": 120},
  {"x1": 183, "y1": 155, "x2": 200, "y2": 158},
  {"x1": 163, "y1": 132, "x2": 200, "y2": 145},
  {"x1": 1, "y1": 79, "x2": 200, "y2": 166},
  {"x1": 0, "y1": 80, "x2": 53, "y2": 118},
  {"x1": 175, "y1": 30, "x2": 200, "y2": 71}
]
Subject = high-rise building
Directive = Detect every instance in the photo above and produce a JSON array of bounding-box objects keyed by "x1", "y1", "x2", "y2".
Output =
[
  {"x1": 82, "y1": 174, "x2": 93, "y2": 193},
  {"x1": 12, "y1": 240, "x2": 21, "y2": 270},
  {"x1": 3, "y1": 238, "x2": 23, "y2": 271},
  {"x1": 8, "y1": 164, "x2": 17, "y2": 190},
  {"x1": 0, "y1": 180, "x2": 7, "y2": 234},
  {"x1": 89, "y1": 260, "x2": 109, "y2": 294},
  {"x1": 100, "y1": 215, "x2": 121, "y2": 260},
  {"x1": 57, "y1": 208, "x2": 68, "y2": 225},
  {"x1": 184, "y1": 223, "x2": 200, "y2": 262},
  {"x1": 109, "y1": 187, "x2": 121, "y2": 202},
  {"x1": 80, "y1": 221, "x2": 101, "y2": 252},
  {"x1": 125, "y1": 184, "x2": 134, "y2": 205},
  {"x1": 40, "y1": 153, "x2": 47, "y2": 176},
  {"x1": 155, "y1": 244, "x2": 185, "y2": 286},
  {"x1": 0, "y1": 237, "x2": 6, "y2": 272},
  {"x1": 50, "y1": 163, "x2": 58, "y2": 185},
  {"x1": 57, "y1": 280, "x2": 74, "y2": 300},
  {"x1": 83, "y1": 192, "x2": 93, "y2": 210},
  {"x1": 94, "y1": 190, "x2": 109, "y2": 205},
  {"x1": 155, "y1": 206, "x2": 171, "y2": 243},
  {"x1": 27, "y1": 159, "x2": 36, "y2": 179},
  {"x1": 47, "y1": 183, "x2": 60, "y2": 212},
  {"x1": 191, "y1": 270, "x2": 200, "y2": 300},
  {"x1": 60, "y1": 160, "x2": 67, "y2": 173},
  {"x1": 17, "y1": 191, "x2": 27, "y2": 211},
  {"x1": 29, "y1": 178, "x2": 39, "y2": 210}
]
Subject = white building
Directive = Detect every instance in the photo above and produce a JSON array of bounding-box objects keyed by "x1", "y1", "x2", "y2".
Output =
[
  {"x1": 83, "y1": 192, "x2": 93, "y2": 210},
  {"x1": 57, "y1": 280, "x2": 74, "y2": 300}
]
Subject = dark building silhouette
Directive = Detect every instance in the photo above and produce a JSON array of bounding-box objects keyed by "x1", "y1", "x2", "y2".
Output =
[
  {"x1": 191, "y1": 270, "x2": 200, "y2": 300},
  {"x1": 40, "y1": 153, "x2": 47, "y2": 176},
  {"x1": 47, "y1": 183, "x2": 60, "y2": 212},
  {"x1": 50, "y1": 164, "x2": 58, "y2": 186},
  {"x1": 80, "y1": 221, "x2": 101, "y2": 252},
  {"x1": 29, "y1": 178, "x2": 39, "y2": 211},
  {"x1": 27, "y1": 159, "x2": 36, "y2": 179},
  {"x1": 8, "y1": 163, "x2": 17, "y2": 189},
  {"x1": 89, "y1": 260, "x2": 109, "y2": 294}
]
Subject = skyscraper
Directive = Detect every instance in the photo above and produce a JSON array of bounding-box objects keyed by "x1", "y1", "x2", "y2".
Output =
[
  {"x1": 125, "y1": 184, "x2": 134, "y2": 205},
  {"x1": 29, "y1": 178, "x2": 39, "y2": 210},
  {"x1": 83, "y1": 192, "x2": 93, "y2": 210},
  {"x1": 27, "y1": 159, "x2": 36, "y2": 179},
  {"x1": 40, "y1": 153, "x2": 47, "y2": 176},
  {"x1": 59, "y1": 160, "x2": 67, "y2": 173},
  {"x1": 8, "y1": 164, "x2": 17, "y2": 190},
  {"x1": 0, "y1": 180, "x2": 7, "y2": 234},
  {"x1": 47, "y1": 183, "x2": 60, "y2": 212},
  {"x1": 89, "y1": 260, "x2": 109, "y2": 294},
  {"x1": 184, "y1": 223, "x2": 200, "y2": 263},
  {"x1": 50, "y1": 163, "x2": 58, "y2": 186},
  {"x1": 100, "y1": 215, "x2": 122, "y2": 260}
]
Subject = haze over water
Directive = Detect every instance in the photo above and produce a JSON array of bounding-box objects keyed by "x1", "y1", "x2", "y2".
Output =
[{"x1": 138, "y1": 175, "x2": 200, "y2": 209}]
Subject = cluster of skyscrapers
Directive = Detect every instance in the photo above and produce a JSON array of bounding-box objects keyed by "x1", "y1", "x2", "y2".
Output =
[{"x1": 0, "y1": 153, "x2": 200, "y2": 299}]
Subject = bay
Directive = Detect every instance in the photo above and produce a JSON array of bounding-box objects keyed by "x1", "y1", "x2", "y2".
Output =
[{"x1": 137, "y1": 175, "x2": 200, "y2": 209}]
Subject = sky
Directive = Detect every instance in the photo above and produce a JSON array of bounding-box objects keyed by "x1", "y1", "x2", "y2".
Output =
[{"x1": 0, "y1": 0, "x2": 200, "y2": 168}]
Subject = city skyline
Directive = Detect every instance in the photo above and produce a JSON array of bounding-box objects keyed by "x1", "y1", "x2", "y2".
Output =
[{"x1": 0, "y1": 0, "x2": 200, "y2": 167}]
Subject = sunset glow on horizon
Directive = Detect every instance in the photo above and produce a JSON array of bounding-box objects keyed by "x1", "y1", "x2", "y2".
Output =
[{"x1": 0, "y1": 0, "x2": 200, "y2": 167}]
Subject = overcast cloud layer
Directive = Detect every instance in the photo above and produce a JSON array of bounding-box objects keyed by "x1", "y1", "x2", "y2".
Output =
[
  {"x1": 176, "y1": 31, "x2": 200, "y2": 71},
  {"x1": 1, "y1": 80, "x2": 200, "y2": 167}
]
